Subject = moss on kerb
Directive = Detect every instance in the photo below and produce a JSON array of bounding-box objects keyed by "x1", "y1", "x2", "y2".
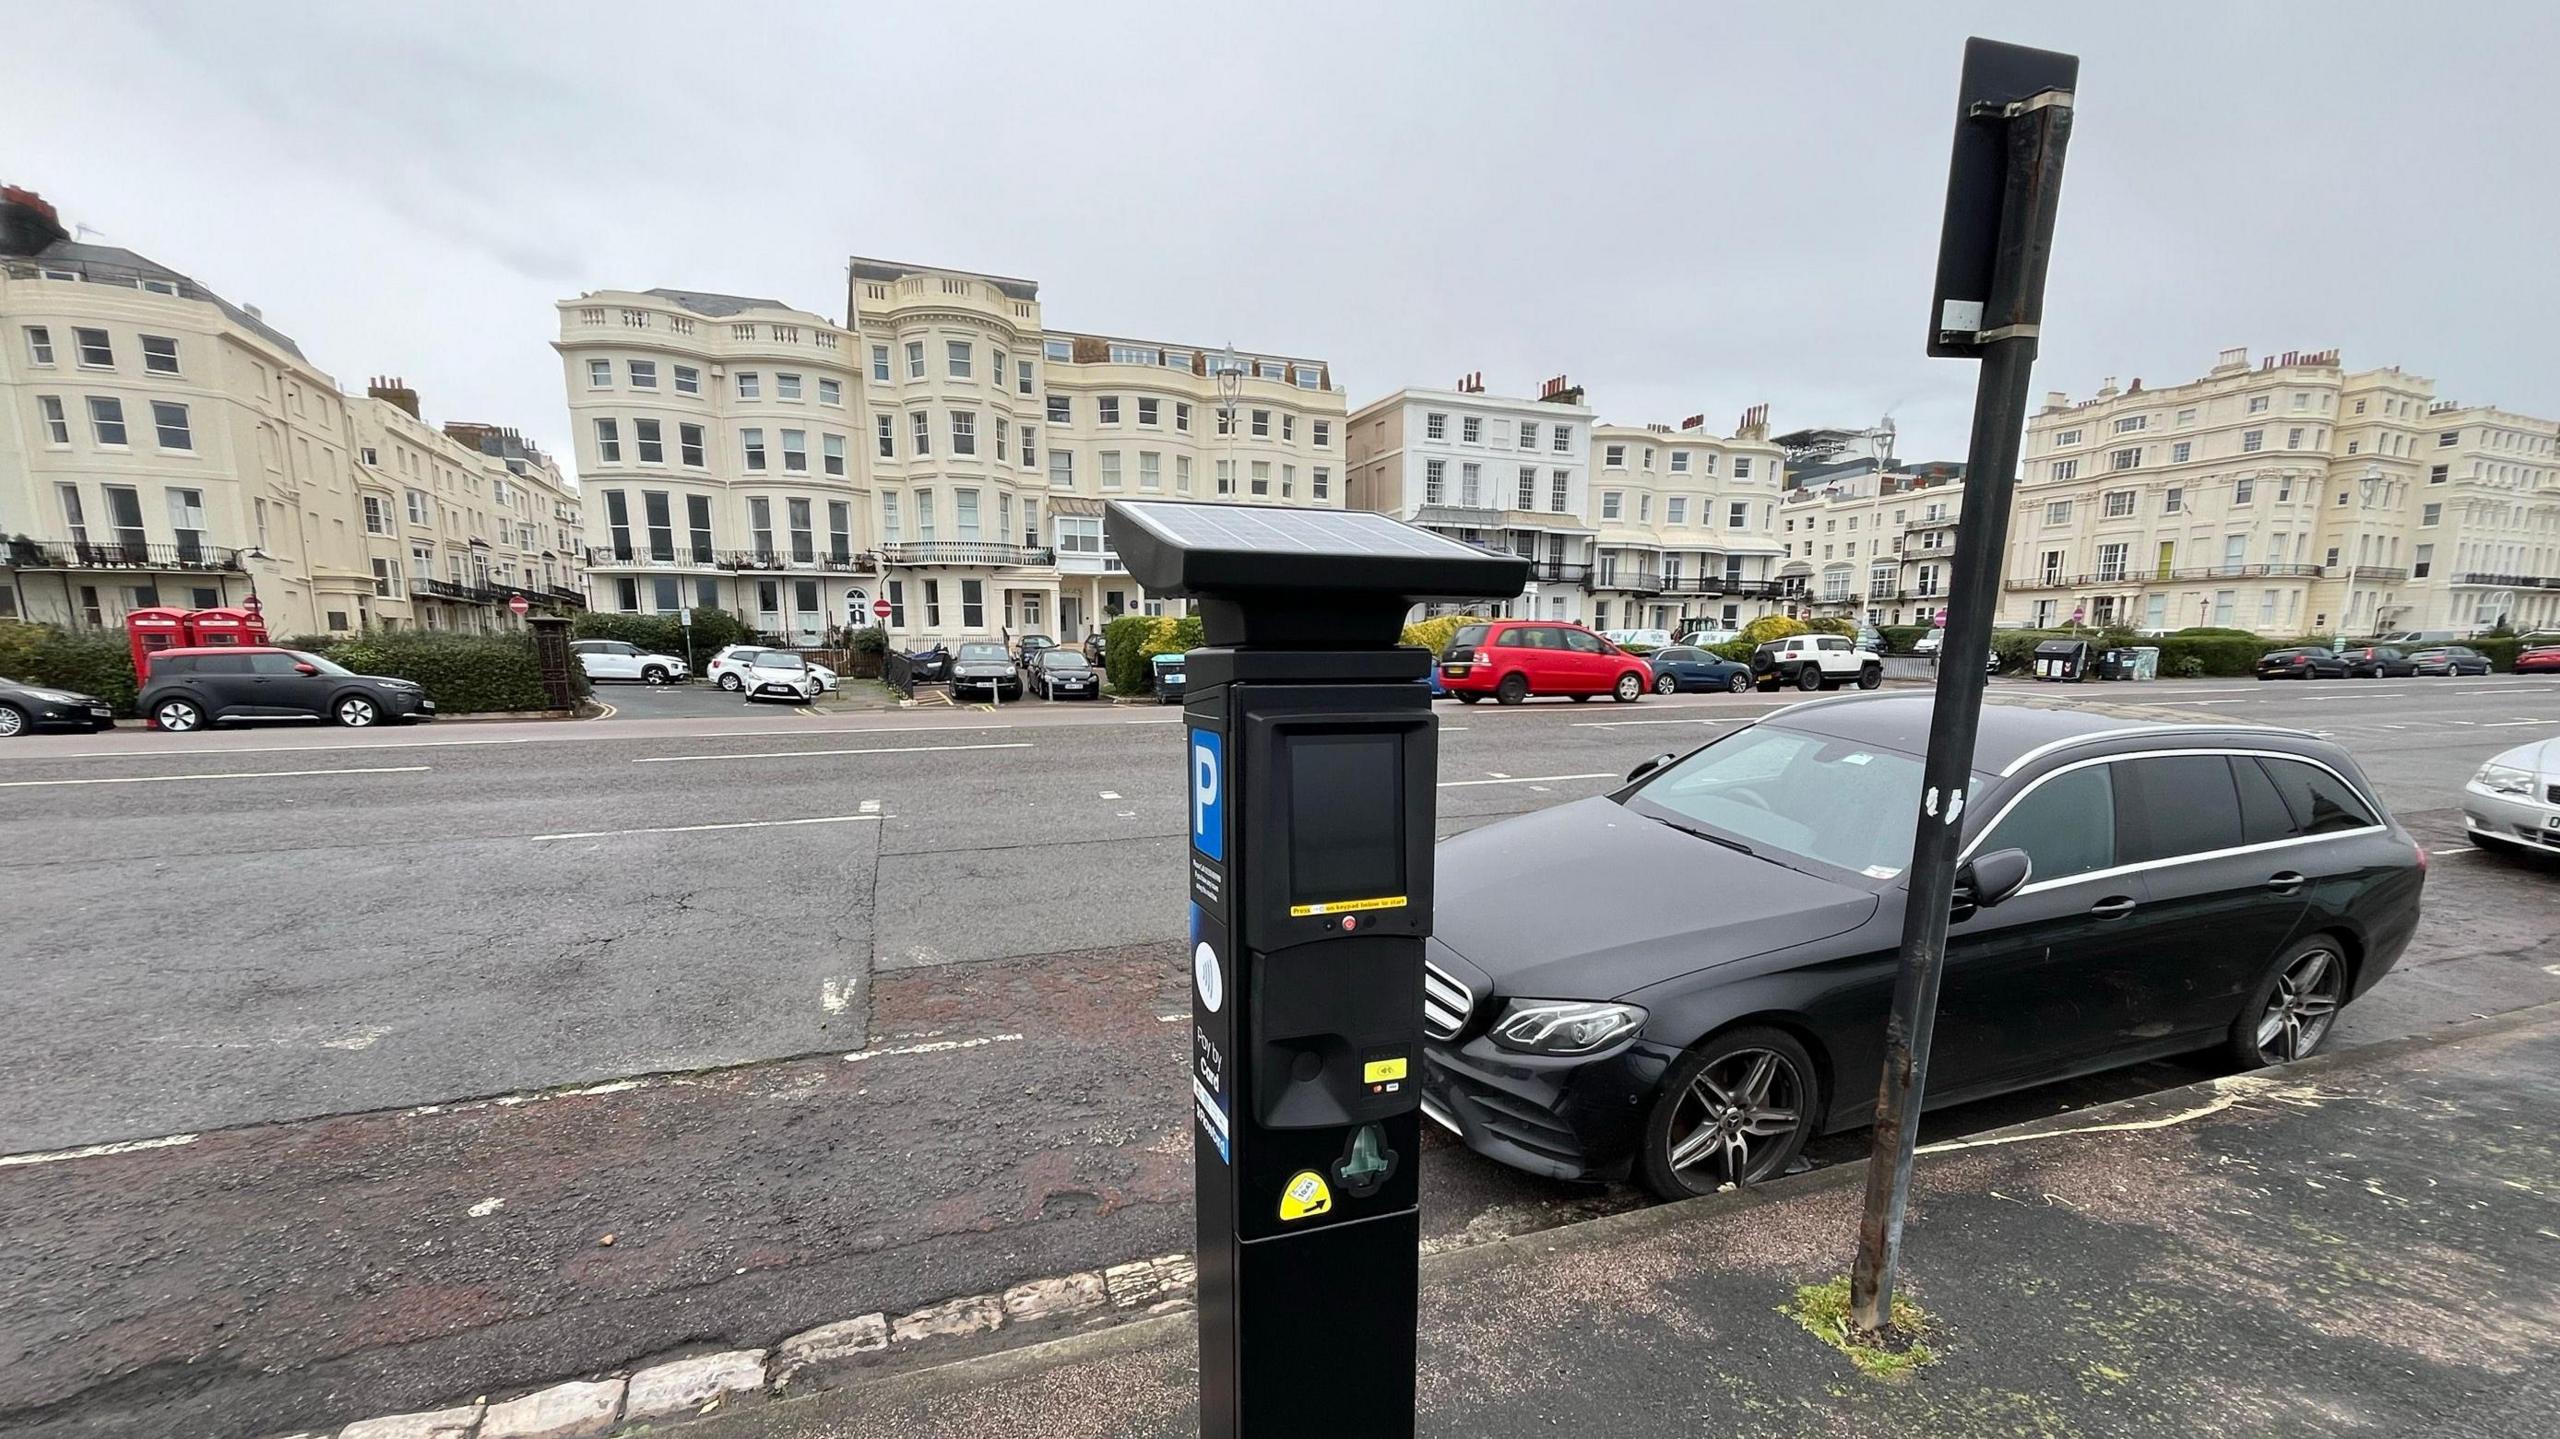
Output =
[{"x1": 1785, "y1": 1275, "x2": 1938, "y2": 1380}]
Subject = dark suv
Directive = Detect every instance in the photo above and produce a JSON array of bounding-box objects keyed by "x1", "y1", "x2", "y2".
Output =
[{"x1": 138, "y1": 647, "x2": 435, "y2": 731}]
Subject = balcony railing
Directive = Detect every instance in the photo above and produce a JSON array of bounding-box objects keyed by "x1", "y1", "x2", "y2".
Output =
[
  {"x1": 413, "y1": 578, "x2": 501, "y2": 605},
  {"x1": 2005, "y1": 562, "x2": 2328, "y2": 591},
  {"x1": 2, "y1": 538, "x2": 246, "y2": 572},
  {"x1": 716, "y1": 550, "x2": 877, "y2": 574},
  {"x1": 1586, "y1": 570, "x2": 1662, "y2": 594},
  {"x1": 878, "y1": 542, "x2": 1054, "y2": 567},
  {"x1": 2451, "y1": 572, "x2": 2560, "y2": 589},
  {"x1": 1415, "y1": 504, "x2": 1505, "y2": 529},
  {"x1": 2343, "y1": 566, "x2": 2409, "y2": 584}
]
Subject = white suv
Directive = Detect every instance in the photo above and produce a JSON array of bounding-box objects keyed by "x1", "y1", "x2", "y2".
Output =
[
  {"x1": 1751, "y1": 634, "x2": 1883, "y2": 693},
  {"x1": 707, "y1": 644, "x2": 837, "y2": 693},
  {"x1": 571, "y1": 639, "x2": 690, "y2": 686}
]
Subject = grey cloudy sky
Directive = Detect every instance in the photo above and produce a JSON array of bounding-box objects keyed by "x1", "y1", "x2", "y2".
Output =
[{"x1": 10, "y1": 1, "x2": 2555, "y2": 476}]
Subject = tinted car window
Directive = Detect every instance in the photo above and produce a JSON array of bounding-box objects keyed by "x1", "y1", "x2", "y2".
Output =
[
  {"x1": 1630, "y1": 725, "x2": 1935, "y2": 878},
  {"x1": 2263, "y1": 757, "x2": 2378, "y2": 834},
  {"x1": 154, "y1": 656, "x2": 196, "y2": 677},
  {"x1": 194, "y1": 654, "x2": 254, "y2": 675},
  {"x1": 2115, "y1": 754, "x2": 2246, "y2": 863},
  {"x1": 1507, "y1": 626, "x2": 1558, "y2": 650},
  {"x1": 1560, "y1": 628, "x2": 1605, "y2": 654},
  {"x1": 2233, "y1": 756, "x2": 2298, "y2": 845},
  {"x1": 1656, "y1": 647, "x2": 1704, "y2": 664},
  {"x1": 1979, "y1": 763, "x2": 2115, "y2": 884},
  {"x1": 1448, "y1": 625, "x2": 1489, "y2": 654},
  {"x1": 248, "y1": 653, "x2": 304, "y2": 676}
]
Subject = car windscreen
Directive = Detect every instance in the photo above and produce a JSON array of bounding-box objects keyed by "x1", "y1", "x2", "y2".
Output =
[
  {"x1": 956, "y1": 644, "x2": 1008, "y2": 662},
  {"x1": 1042, "y1": 653, "x2": 1090, "y2": 670},
  {"x1": 288, "y1": 650, "x2": 354, "y2": 676},
  {"x1": 1622, "y1": 724, "x2": 1974, "y2": 882},
  {"x1": 754, "y1": 654, "x2": 807, "y2": 670}
]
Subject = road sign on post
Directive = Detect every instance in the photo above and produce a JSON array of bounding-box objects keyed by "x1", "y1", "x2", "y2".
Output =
[
  {"x1": 1107, "y1": 500, "x2": 1525, "y2": 1439},
  {"x1": 1851, "y1": 36, "x2": 2078, "y2": 1341},
  {"x1": 509, "y1": 594, "x2": 530, "y2": 617},
  {"x1": 872, "y1": 597, "x2": 892, "y2": 621}
]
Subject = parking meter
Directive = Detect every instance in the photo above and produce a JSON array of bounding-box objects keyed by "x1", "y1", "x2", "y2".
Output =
[{"x1": 1106, "y1": 501, "x2": 1528, "y2": 1439}]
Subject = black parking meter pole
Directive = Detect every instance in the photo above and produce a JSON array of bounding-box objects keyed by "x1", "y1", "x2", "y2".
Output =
[
  {"x1": 1106, "y1": 501, "x2": 1526, "y2": 1439},
  {"x1": 1849, "y1": 38, "x2": 2076, "y2": 1337}
]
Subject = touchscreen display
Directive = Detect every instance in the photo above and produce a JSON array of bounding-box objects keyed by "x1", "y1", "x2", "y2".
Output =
[{"x1": 1288, "y1": 732, "x2": 1404, "y2": 904}]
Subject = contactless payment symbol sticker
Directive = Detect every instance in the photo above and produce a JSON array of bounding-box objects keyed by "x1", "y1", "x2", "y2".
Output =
[
  {"x1": 1279, "y1": 1170, "x2": 1333, "y2": 1222},
  {"x1": 1194, "y1": 940, "x2": 1223, "y2": 1013}
]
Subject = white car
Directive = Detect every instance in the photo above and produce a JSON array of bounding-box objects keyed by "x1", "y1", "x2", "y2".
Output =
[
  {"x1": 1603, "y1": 628, "x2": 1675, "y2": 649},
  {"x1": 1676, "y1": 628, "x2": 1740, "y2": 648},
  {"x1": 1750, "y1": 634, "x2": 1883, "y2": 692},
  {"x1": 736, "y1": 650, "x2": 825, "y2": 703},
  {"x1": 708, "y1": 645, "x2": 836, "y2": 693},
  {"x1": 2464, "y1": 737, "x2": 2560, "y2": 858},
  {"x1": 571, "y1": 639, "x2": 690, "y2": 686},
  {"x1": 1912, "y1": 630, "x2": 1944, "y2": 655}
]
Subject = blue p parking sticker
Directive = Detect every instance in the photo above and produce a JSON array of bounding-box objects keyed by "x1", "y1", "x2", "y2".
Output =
[{"x1": 1189, "y1": 727, "x2": 1224, "y2": 861}]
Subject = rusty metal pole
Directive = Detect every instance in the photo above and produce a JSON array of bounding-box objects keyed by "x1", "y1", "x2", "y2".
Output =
[{"x1": 1848, "y1": 67, "x2": 2075, "y2": 1337}]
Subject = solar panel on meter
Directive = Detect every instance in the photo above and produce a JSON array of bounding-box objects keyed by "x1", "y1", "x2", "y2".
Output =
[{"x1": 1106, "y1": 500, "x2": 1528, "y2": 601}]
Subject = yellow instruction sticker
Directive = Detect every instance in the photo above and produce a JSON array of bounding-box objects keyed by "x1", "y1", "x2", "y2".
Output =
[
  {"x1": 1279, "y1": 1169, "x2": 1333, "y2": 1222},
  {"x1": 1362, "y1": 1057, "x2": 1408, "y2": 1084},
  {"x1": 1287, "y1": 895, "x2": 1409, "y2": 918}
]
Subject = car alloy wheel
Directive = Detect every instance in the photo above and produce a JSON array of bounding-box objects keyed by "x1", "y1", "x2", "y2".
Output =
[
  {"x1": 336, "y1": 696, "x2": 380, "y2": 728},
  {"x1": 643, "y1": 667, "x2": 670, "y2": 686},
  {"x1": 1495, "y1": 673, "x2": 1530, "y2": 706},
  {"x1": 1726, "y1": 672, "x2": 1750, "y2": 693},
  {"x1": 1796, "y1": 665, "x2": 1823, "y2": 691},
  {"x1": 0, "y1": 704, "x2": 24, "y2": 738},
  {"x1": 2235, "y1": 942, "x2": 2344, "y2": 1067},
  {"x1": 155, "y1": 700, "x2": 203, "y2": 733},
  {"x1": 1614, "y1": 672, "x2": 1644, "y2": 702},
  {"x1": 1654, "y1": 672, "x2": 1680, "y2": 695},
  {"x1": 1857, "y1": 666, "x2": 1883, "y2": 690},
  {"x1": 718, "y1": 674, "x2": 742, "y2": 691},
  {"x1": 1642, "y1": 1028, "x2": 1815, "y2": 1199}
]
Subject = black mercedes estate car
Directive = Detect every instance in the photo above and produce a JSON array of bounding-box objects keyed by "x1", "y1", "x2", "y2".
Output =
[{"x1": 1420, "y1": 694, "x2": 2425, "y2": 1198}]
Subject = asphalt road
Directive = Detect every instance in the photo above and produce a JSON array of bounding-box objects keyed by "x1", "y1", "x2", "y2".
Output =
[{"x1": 4, "y1": 673, "x2": 2558, "y2": 1437}]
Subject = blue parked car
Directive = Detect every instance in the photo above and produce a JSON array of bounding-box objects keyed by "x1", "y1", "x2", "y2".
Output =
[{"x1": 1643, "y1": 645, "x2": 1752, "y2": 695}]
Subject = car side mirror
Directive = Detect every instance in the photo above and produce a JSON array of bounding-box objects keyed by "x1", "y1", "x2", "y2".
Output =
[
  {"x1": 293, "y1": 662, "x2": 319, "y2": 675},
  {"x1": 1955, "y1": 847, "x2": 2034, "y2": 913},
  {"x1": 1624, "y1": 752, "x2": 1677, "y2": 785}
]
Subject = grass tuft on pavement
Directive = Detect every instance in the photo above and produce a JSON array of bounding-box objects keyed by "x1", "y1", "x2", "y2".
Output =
[{"x1": 1786, "y1": 1275, "x2": 1937, "y2": 1380}]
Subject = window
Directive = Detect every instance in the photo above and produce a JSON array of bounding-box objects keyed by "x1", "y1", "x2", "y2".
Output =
[
  {"x1": 2043, "y1": 500, "x2": 2072, "y2": 524},
  {"x1": 1140, "y1": 451, "x2": 1161, "y2": 490},
  {"x1": 1554, "y1": 426, "x2": 1572, "y2": 454},
  {"x1": 2429, "y1": 464, "x2": 2449, "y2": 484},
  {"x1": 1312, "y1": 466, "x2": 1329, "y2": 500},
  {"x1": 1251, "y1": 461, "x2": 1270, "y2": 496},
  {"x1": 2244, "y1": 395, "x2": 2269, "y2": 415},
  {"x1": 675, "y1": 365, "x2": 701, "y2": 395},
  {"x1": 1604, "y1": 444, "x2": 1626, "y2": 467},
  {"x1": 777, "y1": 372, "x2": 802, "y2": 401},
  {"x1": 2241, "y1": 429, "x2": 2263, "y2": 453},
  {"x1": 1252, "y1": 409, "x2": 1270, "y2": 438},
  {"x1": 961, "y1": 578, "x2": 985, "y2": 629},
  {"x1": 1137, "y1": 397, "x2": 1159, "y2": 426},
  {"x1": 1669, "y1": 450, "x2": 1690, "y2": 474},
  {"x1": 2106, "y1": 447, "x2": 2141, "y2": 471},
  {"x1": 2233, "y1": 477, "x2": 2254, "y2": 505},
  {"x1": 75, "y1": 328, "x2": 113, "y2": 367},
  {"x1": 372, "y1": 557, "x2": 399, "y2": 598},
  {"x1": 1172, "y1": 401, "x2": 1193, "y2": 433},
  {"x1": 2113, "y1": 415, "x2": 2147, "y2": 433},
  {"x1": 950, "y1": 411, "x2": 975, "y2": 456},
  {"x1": 2054, "y1": 428, "x2": 2082, "y2": 446},
  {"x1": 1733, "y1": 456, "x2": 1752, "y2": 479},
  {"x1": 824, "y1": 433, "x2": 847, "y2": 477},
  {"x1": 1601, "y1": 490, "x2": 1622, "y2": 520},
  {"x1": 1461, "y1": 416, "x2": 1482, "y2": 443},
  {"x1": 881, "y1": 491, "x2": 902, "y2": 542},
  {"x1": 681, "y1": 422, "x2": 706, "y2": 467},
  {"x1": 89, "y1": 396, "x2": 128, "y2": 446},
  {"x1": 1100, "y1": 450, "x2": 1122, "y2": 489},
  {"x1": 363, "y1": 494, "x2": 389, "y2": 534},
  {"x1": 1281, "y1": 463, "x2": 1296, "y2": 498},
  {"x1": 2438, "y1": 430, "x2": 2459, "y2": 448},
  {"x1": 2412, "y1": 544, "x2": 2433, "y2": 579},
  {"x1": 1176, "y1": 455, "x2": 1194, "y2": 492},
  {"x1": 1461, "y1": 463, "x2": 1482, "y2": 506},
  {"x1": 141, "y1": 334, "x2": 180, "y2": 374},
  {"x1": 1057, "y1": 516, "x2": 1103, "y2": 554},
  {"x1": 1979, "y1": 762, "x2": 2115, "y2": 883},
  {"x1": 37, "y1": 394, "x2": 69, "y2": 444},
  {"x1": 1021, "y1": 424, "x2": 1037, "y2": 470},
  {"x1": 2096, "y1": 541, "x2": 2129, "y2": 581},
  {"x1": 736, "y1": 371, "x2": 760, "y2": 400},
  {"x1": 152, "y1": 401, "x2": 192, "y2": 450},
  {"x1": 1050, "y1": 450, "x2": 1075, "y2": 489},
  {"x1": 686, "y1": 495, "x2": 714, "y2": 561},
  {"x1": 955, "y1": 489, "x2": 980, "y2": 540},
  {"x1": 1518, "y1": 467, "x2": 1539, "y2": 509},
  {"x1": 911, "y1": 410, "x2": 931, "y2": 456},
  {"x1": 1728, "y1": 500, "x2": 1748, "y2": 528},
  {"x1": 1018, "y1": 358, "x2": 1035, "y2": 396},
  {"x1": 1282, "y1": 414, "x2": 1295, "y2": 442},
  {"x1": 643, "y1": 491, "x2": 676, "y2": 560},
  {"x1": 407, "y1": 489, "x2": 429, "y2": 525},
  {"x1": 905, "y1": 342, "x2": 926, "y2": 379},
  {"x1": 741, "y1": 427, "x2": 766, "y2": 470},
  {"x1": 1424, "y1": 459, "x2": 1446, "y2": 503},
  {"x1": 25, "y1": 326, "x2": 53, "y2": 365},
  {"x1": 877, "y1": 413, "x2": 894, "y2": 458},
  {"x1": 1518, "y1": 421, "x2": 1537, "y2": 450},
  {"x1": 627, "y1": 359, "x2": 657, "y2": 390},
  {"x1": 1097, "y1": 395, "x2": 1121, "y2": 425},
  {"x1": 2050, "y1": 459, "x2": 2079, "y2": 481},
  {"x1": 626, "y1": 417, "x2": 659, "y2": 465},
  {"x1": 2421, "y1": 503, "x2": 2441, "y2": 526},
  {"x1": 2287, "y1": 427, "x2": 2304, "y2": 449},
  {"x1": 1426, "y1": 412, "x2": 1447, "y2": 440},
  {"x1": 2114, "y1": 755, "x2": 2245, "y2": 864},
  {"x1": 2223, "y1": 535, "x2": 2249, "y2": 567},
  {"x1": 2258, "y1": 757, "x2": 2377, "y2": 837},
  {"x1": 1047, "y1": 394, "x2": 1070, "y2": 423},
  {"x1": 872, "y1": 344, "x2": 892, "y2": 382},
  {"x1": 2164, "y1": 486, "x2": 2184, "y2": 514},
  {"x1": 947, "y1": 341, "x2": 972, "y2": 378},
  {"x1": 2103, "y1": 490, "x2": 2135, "y2": 518}
]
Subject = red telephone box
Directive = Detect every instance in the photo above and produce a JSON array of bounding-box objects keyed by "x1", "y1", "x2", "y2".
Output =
[
  {"x1": 185, "y1": 606, "x2": 269, "y2": 649},
  {"x1": 124, "y1": 607, "x2": 192, "y2": 680}
]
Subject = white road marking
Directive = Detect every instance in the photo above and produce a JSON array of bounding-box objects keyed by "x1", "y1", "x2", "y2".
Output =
[
  {"x1": 633, "y1": 741, "x2": 1034, "y2": 765},
  {"x1": 843, "y1": 1033, "x2": 1024, "y2": 1063},
  {"x1": 2483, "y1": 719, "x2": 2559, "y2": 727},
  {"x1": 34, "y1": 737, "x2": 537, "y2": 761},
  {"x1": 1438, "y1": 772, "x2": 1617, "y2": 788},
  {"x1": 1100, "y1": 791, "x2": 1122, "y2": 800},
  {"x1": 858, "y1": 799, "x2": 881, "y2": 814},
  {"x1": 0, "y1": 765, "x2": 428, "y2": 789},
  {"x1": 0, "y1": 1132, "x2": 201, "y2": 1168},
  {"x1": 1572, "y1": 716, "x2": 1744, "y2": 727},
  {"x1": 2433, "y1": 847, "x2": 2479, "y2": 857},
  {"x1": 1487, "y1": 771, "x2": 1511, "y2": 779},
  {"x1": 1442, "y1": 726, "x2": 1470, "y2": 732},
  {"x1": 528, "y1": 814, "x2": 884, "y2": 841},
  {"x1": 2172, "y1": 699, "x2": 2249, "y2": 706},
  {"x1": 820, "y1": 977, "x2": 861, "y2": 1013}
]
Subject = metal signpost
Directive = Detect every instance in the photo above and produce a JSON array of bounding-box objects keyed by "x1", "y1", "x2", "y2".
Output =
[
  {"x1": 1849, "y1": 37, "x2": 2079, "y2": 1337},
  {"x1": 1106, "y1": 500, "x2": 1525, "y2": 1439}
]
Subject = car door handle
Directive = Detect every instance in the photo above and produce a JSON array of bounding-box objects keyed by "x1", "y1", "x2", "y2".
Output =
[
  {"x1": 2089, "y1": 896, "x2": 2137, "y2": 919},
  {"x1": 2263, "y1": 872, "x2": 2307, "y2": 894}
]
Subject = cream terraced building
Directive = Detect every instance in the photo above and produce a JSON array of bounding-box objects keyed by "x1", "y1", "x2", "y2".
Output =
[
  {"x1": 1776, "y1": 473, "x2": 1965, "y2": 628},
  {"x1": 1580, "y1": 409, "x2": 1790, "y2": 634},
  {"x1": 351, "y1": 385, "x2": 585, "y2": 632},
  {"x1": 2004, "y1": 347, "x2": 2560, "y2": 637}
]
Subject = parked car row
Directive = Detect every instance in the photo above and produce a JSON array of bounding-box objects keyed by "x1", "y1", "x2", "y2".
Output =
[
  {"x1": 1437, "y1": 620, "x2": 1885, "y2": 705},
  {"x1": 2259, "y1": 643, "x2": 2500, "y2": 679}
]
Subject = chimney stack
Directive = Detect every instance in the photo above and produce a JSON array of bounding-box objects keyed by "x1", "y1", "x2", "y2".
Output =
[
  {"x1": 368, "y1": 376, "x2": 421, "y2": 419},
  {"x1": 0, "y1": 184, "x2": 67, "y2": 257}
]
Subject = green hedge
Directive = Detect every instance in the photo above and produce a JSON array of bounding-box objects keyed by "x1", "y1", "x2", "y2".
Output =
[
  {"x1": 1879, "y1": 625, "x2": 1930, "y2": 655},
  {"x1": 1102, "y1": 613, "x2": 1162, "y2": 694},
  {"x1": 1400, "y1": 613, "x2": 1487, "y2": 656},
  {"x1": 317, "y1": 631, "x2": 574, "y2": 713},
  {"x1": 0, "y1": 621, "x2": 142, "y2": 714}
]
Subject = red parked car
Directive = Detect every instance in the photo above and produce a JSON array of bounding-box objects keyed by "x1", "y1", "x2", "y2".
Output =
[
  {"x1": 1437, "y1": 619, "x2": 1653, "y2": 705},
  {"x1": 2517, "y1": 645, "x2": 2560, "y2": 674}
]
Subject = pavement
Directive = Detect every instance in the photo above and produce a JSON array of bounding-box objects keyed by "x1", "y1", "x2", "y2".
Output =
[
  {"x1": 672, "y1": 1001, "x2": 2560, "y2": 1439},
  {"x1": 3, "y1": 674, "x2": 2558, "y2": 1436}
]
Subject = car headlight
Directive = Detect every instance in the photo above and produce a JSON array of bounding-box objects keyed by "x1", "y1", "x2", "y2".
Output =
[
  {"x1": 1487, "y1": 999, "x2": 1648, "y2": 1056},
  {"x1": 2475, "y1": 763, "x2": 2538, "y2": 797}
]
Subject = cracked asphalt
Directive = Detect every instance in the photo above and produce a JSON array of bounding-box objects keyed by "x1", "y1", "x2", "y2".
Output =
[{"x1": 2, "y1": 674, "x2": 2556, "y2": 1437}]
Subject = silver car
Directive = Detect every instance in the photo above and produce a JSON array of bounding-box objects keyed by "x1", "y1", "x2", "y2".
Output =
[{"x1": 2464, "y1": 737, "x2": 2560, "y2": 857}]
